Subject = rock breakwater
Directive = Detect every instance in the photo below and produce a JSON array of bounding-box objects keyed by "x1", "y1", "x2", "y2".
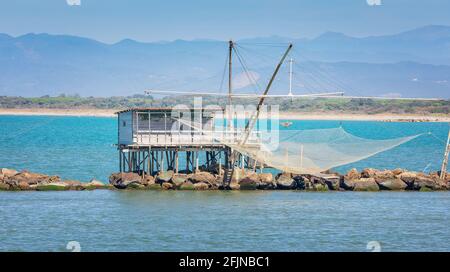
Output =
[{"x1": 1, "y1": 167, "x2": 449, "y2": 192}]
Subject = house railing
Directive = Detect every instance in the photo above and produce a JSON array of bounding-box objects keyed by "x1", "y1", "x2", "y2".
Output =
[{"x1": 134, "y1": 129, "x2": 261, "y2": 146}]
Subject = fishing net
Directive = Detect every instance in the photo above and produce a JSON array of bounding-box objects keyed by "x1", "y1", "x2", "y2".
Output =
[
  {"x1": 178, "y1": 119, "x2": 421, "y2": 175},
  {"x1": 223, "y1": 127, "x2": 421, "y2": 174}
]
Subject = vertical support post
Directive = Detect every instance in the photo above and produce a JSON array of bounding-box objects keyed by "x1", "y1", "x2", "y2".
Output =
[
  {"x1": 142, "y1": 151, "x2": 146, "y2": 178},
  {"x1": 219, "y1": 151, "x2": 222, "y2": 175},
  {"x1": 148, "y1": 111, "x2": 151, "y2": 143},
  {"x1": 160, "y1": 151, "x2": 164, "y2": 173},
  {"x1": 440, "y1": 126, "x2": 450, "y2": 180},
  {"x1": 136, "y1": 112, "x2": 139, "y2": 143},
  {"x1": 175, "y1": 151, "x2": 179, "y2": 174},
  {"x1": 164, "y1": 112, "x2": 167, "y2": 144},
  {"x1": 137, "y1": 151, "x2": 140, "y2": 173},
  {"x1": 119, "y1": 149, "x2": 122, "y2": 172},
  {"x1": 147, "y1": 147, "x2": 153, "y2": 176},
  {"x1": 150, "y1": 151, "x2": 154, "y2": 175},
  {"x1": 165, "y1": 151, "x2": 170, "y2": 170},
  {"x1": 195, "y1": 152, "x2": 199, "y2": 173},
  {"x1": 127, "y1": 151, "x2": 131, "y2": 172},
  {"x1": 186, "y1": 151, "x2": 190, "y2": 173},
  {"x1": 132, "y1": 151, "x2": 136, "y2": 172}
]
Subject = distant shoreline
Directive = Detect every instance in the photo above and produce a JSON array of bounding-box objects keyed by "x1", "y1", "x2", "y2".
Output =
[{"x1": 0, "y1": 108, "x2": 449, "y2": 122}]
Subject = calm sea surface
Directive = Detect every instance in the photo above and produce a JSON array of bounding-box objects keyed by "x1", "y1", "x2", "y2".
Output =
[{"x1": 0, "y1": 115, "x2": 449, "y2": 251}]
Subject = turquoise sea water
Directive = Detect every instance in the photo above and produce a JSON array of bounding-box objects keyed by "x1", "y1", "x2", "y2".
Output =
[
  {"x1": 0, "y1": 115, "x2": 448, "y2": 181},
  {"x1": 0, "y1": 115, "x2": 449, "y2": 251}
]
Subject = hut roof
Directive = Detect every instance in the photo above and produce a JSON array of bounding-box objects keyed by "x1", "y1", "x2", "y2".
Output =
[{"x1": 115, "y1": 107, "x2": 223, "y2": 114}]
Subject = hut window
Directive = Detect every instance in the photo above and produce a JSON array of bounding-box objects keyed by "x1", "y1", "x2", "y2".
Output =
[
  {"x1": 122, "y1": 121, "x2": 126, "y2": 127},
  {"x1": 138, "y1": 114, "x2": 149, "y2": 121}
]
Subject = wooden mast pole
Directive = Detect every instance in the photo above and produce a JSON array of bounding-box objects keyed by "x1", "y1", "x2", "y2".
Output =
[
  {"x1": 440, "y1": 124, "x2": 450, "y2": 180},
  {"x1": 227, "y1": 40, "x2": 234, "y2": 174}
]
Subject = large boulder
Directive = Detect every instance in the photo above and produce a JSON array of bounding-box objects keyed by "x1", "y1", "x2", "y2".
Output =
[
  {"x1": 161, "y1": 182, "x2": 174, "y2": 190},
  {"x1": 353, "y1": 178, "x2": 379, "y2": 192},
  {"x1": 305, "y1": 175, "x2": 331, "y2": 191},
  {"x1": 0, "y1": 183, "x2": 9, "y2": 191},
  {"x1": 109, "y1": 172, "x2": 142, "y2": 189},
  {"x1": 193, "y1": 182, "x2": 210, "y2": 190},
  {"x1": 18, "y1": 181, "x2": 31, "y2": 190},
  {"x1": 413, "y1": 175, "x2": 437, "y2": 191},
  {"x1": 141, "y1": 176, "x2": 156, "y2": 186},
  {"x1": 374, "y1": 170, "x2": 395, "y2": 181},
  {"x1": 5, "y1": 171, "x2": 60, "y2": 186},
  {"x1": 188, "y1": 171, "x2": 216, "y2": 184},
  {"x1": 345, "y1": 168, "x2": 360, "y2": 180},
  {"x1": 433, "y1": 179, "x2": 450, "y2": 191},
  {"x1": 296, "y1": 176, "x2": 310, "y2": 190},
  {"x1": 360, "y1": 168, "x2": 377, "y2": 178},
  {"x1": 321, "y1": 176, "x2": 341, "y2": 190},
  {"x1": 259, "y1": 173, "x2": 273, "y2": 183},
  {"x1": 231, "y1": 168, "x2": 247, "y2": 183},
  {"x1": 228, "y1": 182, "x2": 240, "y2": 190},
  {"x1": 1, "y1": 168, "x2": 18, "y2": 177},
  {"x1": 341, "y1": 178, "x2": 357, "y2": 190},
  {"x1": 377, "y1": 178, "x2": 407, "y2": 191},
  {"x1": 398, "y1": 171, "x2": 418, "y2": 188},
  {"x1": 392, "y1": 168, "x2": 405, "y2": 176},
  {"x1": 82, "y1": 179, "x2": 106, "y2": 190},
  {"x1": 156, "y1": 171, "x2": 174, "y2": 183},
  {"x1": 239, "y1": 173, "x2": 259, "y2": 190},
  {"x1": 180, "y1": 181, "x2": 195, "y2": 190},
  {"x1": 276, "y1": 173, "x2": 297, "y2": 189},
  {"x1": 257, "y1": 173, "x2": 276, "y2": 189},
  {"x1": 211, "y1": 176, "x2": 224, "y2": 189},
  {"x1": 172, "y1": 175, "x2": 188, "y2": 188}
]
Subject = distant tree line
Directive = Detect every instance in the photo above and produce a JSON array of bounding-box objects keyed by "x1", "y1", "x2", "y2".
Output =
[{"x1": 0, "y1": 94, "x2": 449, "y2": 115}]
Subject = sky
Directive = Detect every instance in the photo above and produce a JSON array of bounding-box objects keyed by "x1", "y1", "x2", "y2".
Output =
[{"x1": 0, "y1": 0, "x2": 450, "y2": 43}]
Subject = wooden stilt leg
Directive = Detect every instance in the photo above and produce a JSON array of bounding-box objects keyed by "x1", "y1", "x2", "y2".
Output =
[
  {"x1": 175, "y1": 151, "x2": 179, "y2": 174},
  {"x1": 196, "y1": 152, "x2": 199, "y2": 173}
]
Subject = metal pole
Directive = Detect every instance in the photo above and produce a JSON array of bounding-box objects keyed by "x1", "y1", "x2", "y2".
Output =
[
  {"x1": 175, "y1": 151, "x2": 179, "y2": 174},
  {"x1": 195, "y1": 152, "x2": 199, "y2": 173},
  {"x1": 440, "y1": 125, "x2": 450, "y2": 179}
]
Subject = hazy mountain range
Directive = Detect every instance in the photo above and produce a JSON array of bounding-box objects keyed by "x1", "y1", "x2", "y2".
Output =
[{"x1": 0, "y1": 25, "x2": 449, "y2": 98}]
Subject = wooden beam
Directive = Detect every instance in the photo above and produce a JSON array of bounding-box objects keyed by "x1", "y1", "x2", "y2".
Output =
[{"x1": 175, "y1": 151, "x2": 179, "y2": 174}]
